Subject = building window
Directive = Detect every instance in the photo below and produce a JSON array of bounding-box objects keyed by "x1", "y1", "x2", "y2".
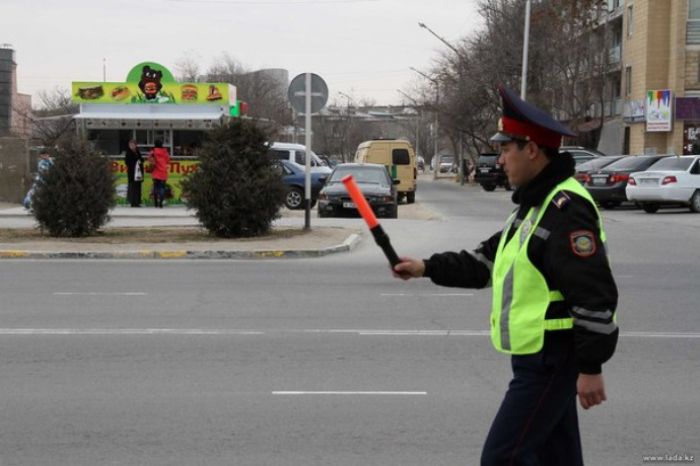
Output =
[
  {"x1": 627, "y1": 5, "x2": 634, "y2": 36},
  {"x1": 688, "y1": 0, "x2": 700, "y2": 44},
  {"x1": 625, "y1": 66, "x2": 632, "y2": 96}
]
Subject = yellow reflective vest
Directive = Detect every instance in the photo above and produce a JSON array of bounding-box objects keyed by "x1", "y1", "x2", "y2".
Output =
[{"x1": 490, "y1": 177, "x2": 606, "y2": 354}]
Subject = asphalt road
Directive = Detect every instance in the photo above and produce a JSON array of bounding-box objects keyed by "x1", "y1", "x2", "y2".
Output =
[{"x1": 0, "y1": 178, "x2": 698, "y2": 465}]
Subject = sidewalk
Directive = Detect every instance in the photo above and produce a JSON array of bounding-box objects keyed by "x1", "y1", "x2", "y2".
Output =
[{"x1": 0, "y1": 203, "x2": 362, "y2": 260}]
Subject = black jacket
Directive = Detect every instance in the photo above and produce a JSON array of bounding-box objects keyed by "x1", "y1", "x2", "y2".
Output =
[
  {"x1": 124, "y1": 147, "x2": 143, "y2": 182},
  {"x1": 423, "y1": 153, "x2": 618, "y2": 374}
]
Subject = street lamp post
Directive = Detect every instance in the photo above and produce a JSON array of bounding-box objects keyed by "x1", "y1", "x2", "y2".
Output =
[
  {"x1": 397, "y1": 89, "x2": 422, "y2": 165},
  {"x1": 521, "y1": 0, "x2": 532, "y2": 99},
  {"x1": 337, "y1": 91, "x2": 353, "y2": 162},
  {"x1": 417, "y1": 21, "x2": 467, "y2": 184},
  {"x1": 409, "y1": 67, "x2": 439, "y2": 180}
]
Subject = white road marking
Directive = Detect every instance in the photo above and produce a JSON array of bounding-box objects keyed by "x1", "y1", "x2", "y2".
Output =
[
  {"x1": 0, "y1": 329, "x2": 696, "y2": 338},
  {"x1": 272, "y1": 391, "x2": 427, "y2": 396},
  {"x1": 380, "y1": 293, "x2": 474, "y2": 297},
  {"x1": 0, "y1": 329, "x2": 263, "y2": 335},
  {"x1": 53, "y1": 292, "x2": 148, "y2": 296}
]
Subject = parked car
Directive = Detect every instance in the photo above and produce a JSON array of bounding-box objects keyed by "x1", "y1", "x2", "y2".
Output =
[
  {"x1": 560, "y1": 146, "x2": 606, "y2": 166},
  {"x1": 437, "y1": 155, "x2": 457, "y2": 173},
  {"x1": 266, "y1": 142, "x2": 332, "y2": 174},
  {"x1": 272, "y1": 160, "x2": 328, "y2": 210},
  {"x1": 317, "y1": 163, "x2": 398, "y2": 218},
  {"x1": 626, "y1": 155, "x2": 700, "y2": 213},
  {"x1": 474, "y1": 152, "x2": 510, "y2": 191},
  {"x1": 583, "y1": 155, "x2": 669, "y2": 208},
  {"x1": 574, "y1": 155, "x2": 625, "y2": 183}
]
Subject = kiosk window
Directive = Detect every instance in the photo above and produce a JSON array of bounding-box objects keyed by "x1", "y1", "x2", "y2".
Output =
[{"x1": 392, "y1": 149, "x2": 410, "y2": 165}]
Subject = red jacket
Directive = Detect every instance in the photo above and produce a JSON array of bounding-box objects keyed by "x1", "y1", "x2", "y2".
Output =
[{"x1": 149, "y1": 147, "x2": 170, "y2": 181}]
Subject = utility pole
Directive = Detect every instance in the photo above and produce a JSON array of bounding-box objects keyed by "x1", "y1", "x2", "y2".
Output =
[{"x1": 521, "y1": 0, "x2": 532, "y2": 99}]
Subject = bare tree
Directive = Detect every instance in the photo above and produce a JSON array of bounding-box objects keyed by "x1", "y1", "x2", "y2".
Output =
[
  {"x1": 14, "y1": 86, "x2": 78, "y2": 147},
  {"x1": 174, "y1": 51, "x2": 202, "y2": 82}
]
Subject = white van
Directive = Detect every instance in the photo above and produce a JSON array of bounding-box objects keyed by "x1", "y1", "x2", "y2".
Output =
[{"x1": 267, "y1": 142, "x2": 332, "y2": 174}]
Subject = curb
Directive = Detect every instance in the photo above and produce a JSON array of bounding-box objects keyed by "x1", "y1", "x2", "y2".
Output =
[{"x1": 0, "y1": 233, "x2": 362, "y2": 260}]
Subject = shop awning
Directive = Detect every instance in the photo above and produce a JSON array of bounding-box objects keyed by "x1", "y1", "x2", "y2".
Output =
[{"x1": 74, "y1": 103, "x2": 226, "y2": 129}]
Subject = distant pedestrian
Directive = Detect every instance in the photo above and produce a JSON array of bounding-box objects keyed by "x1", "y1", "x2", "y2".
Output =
[
  {"x1": 148, "y1": 139, "x2": 170, "y2": 208},
  {"x1": 23, "y1": 149, "x2": 53, "y2": 210},
  {"x1": 125, "y1": 139, "x2": 143, "y2": 207}
]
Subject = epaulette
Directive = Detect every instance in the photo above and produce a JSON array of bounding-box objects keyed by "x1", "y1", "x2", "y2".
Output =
[{"x1": 551, "y1": 191, "x2": 571, "y2": 210}]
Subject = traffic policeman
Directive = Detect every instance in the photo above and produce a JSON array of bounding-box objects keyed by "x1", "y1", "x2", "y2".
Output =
[{"x1": 393, "y1": 86, "x2": 618, "y2": 465}]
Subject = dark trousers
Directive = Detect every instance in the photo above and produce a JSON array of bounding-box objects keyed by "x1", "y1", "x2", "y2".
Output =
[
  {"x1": 153, "y1": 179, "x2": 166, "y2": 207},
  {"x1": 481, "y1": 335, "x2": 583, "y2": 466},
  {"x1": 127, "y1": 180, "x2": 142, "y2": 207}
]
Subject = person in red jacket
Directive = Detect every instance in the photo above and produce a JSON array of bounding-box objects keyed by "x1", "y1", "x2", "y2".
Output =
[{"x1": 148, "y1": 139, "x2": 170, "y2": 208}]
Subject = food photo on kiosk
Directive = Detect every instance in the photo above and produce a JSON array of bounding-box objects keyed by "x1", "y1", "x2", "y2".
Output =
[{"x1": 71, "y1": 61, "x2": 243, "y2": 207}]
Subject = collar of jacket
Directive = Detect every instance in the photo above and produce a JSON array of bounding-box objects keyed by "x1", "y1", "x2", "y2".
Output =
[{"x1": 511, "y1": 151, "x2": 575, "y2": 211}]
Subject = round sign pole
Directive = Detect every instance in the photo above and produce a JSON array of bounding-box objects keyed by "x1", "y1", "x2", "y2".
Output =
[
  {"x1": 287, "y1": 73, "x2": 329, "y2": 232},
  {"x1": 304, "y1": 73, "x2": 312, "y2": 230}
]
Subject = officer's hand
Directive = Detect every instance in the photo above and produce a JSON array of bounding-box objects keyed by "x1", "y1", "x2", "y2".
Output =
[
  {"x1": 392, "y1": 257, "x2": 425, "y2": 280},
  {"x1": 577, "y1": 373, "x2": 607, "y2": 410}
]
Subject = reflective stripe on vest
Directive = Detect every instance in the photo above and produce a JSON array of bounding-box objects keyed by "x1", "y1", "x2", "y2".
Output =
[{"x1": 490, "y1": 177, "x2": 605, "y2": 354}]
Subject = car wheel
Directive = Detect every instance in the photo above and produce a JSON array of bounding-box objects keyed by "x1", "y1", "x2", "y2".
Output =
[
  {"x1": 481, "y1": 183, "x2": 496, "y2": 192},
  {"x1": 397, "y1": 193, "x2": 405, "y2": 204},
  {"x1": 406, "y1": 191, "x2": 415, "y2": 204},
  {"x1": 284, "y1": 187, "x2": 303, "y2": 210},
  {"x1": 690, "y1": 190, "x2": 700, "y2": 213},
  {"x1": 318, "y1": 209, "x2": 330, "y2": 218},
  {"x1": 642, "y1": 203, "x2": 660, "y2": 214}
]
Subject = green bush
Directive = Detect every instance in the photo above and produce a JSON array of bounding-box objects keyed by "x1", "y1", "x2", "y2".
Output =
[
  {"x1": 32, "y1": 136, "x2": 116, "y2": 237},
  {"x1": 181, "y1": 119, "x2": 285, "y2": 238}
]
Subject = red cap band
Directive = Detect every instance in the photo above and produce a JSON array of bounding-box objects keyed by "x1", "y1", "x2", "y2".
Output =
[{"x1": 501, "y1": 116, "x2": 562, "y2": 149}]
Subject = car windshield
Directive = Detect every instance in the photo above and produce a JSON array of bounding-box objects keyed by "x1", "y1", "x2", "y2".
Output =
[
  {"x1": 329, "y1": 167, "x2": 388, "y2": 186},
  {"x1": 576, "y1": 156, "x2": 623, "y2": 171},
  {"x1": 604, "y1": 156, "x2": 657, "y2": 171},
  {"x1": 647, "y1": 157, "x2": 694, "y2": 171},
  {"x1": 440, "y1": 156, "x2": 455, "y2": 164}
]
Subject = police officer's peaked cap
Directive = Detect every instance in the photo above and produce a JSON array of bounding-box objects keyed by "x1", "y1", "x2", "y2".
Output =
[{"x1": 490, "y1": 86, "x2": 576, "y2": 150}]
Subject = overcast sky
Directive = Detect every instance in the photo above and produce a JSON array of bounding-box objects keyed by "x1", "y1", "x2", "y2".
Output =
[{"x1": 3, "y1": 0, "x2": 482, "y2": 107}]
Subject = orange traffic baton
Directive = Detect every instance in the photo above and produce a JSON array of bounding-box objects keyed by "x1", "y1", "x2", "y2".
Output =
[{"x1": 341, "y1": 174, "x2": 401, "y2": 267}]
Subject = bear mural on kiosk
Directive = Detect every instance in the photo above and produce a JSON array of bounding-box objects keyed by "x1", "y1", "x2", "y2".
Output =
[{"x1": 135, "y1": 65, "x2": 173, "y2": 103}]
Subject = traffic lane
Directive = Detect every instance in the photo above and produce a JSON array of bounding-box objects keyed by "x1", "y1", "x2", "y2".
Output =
[
  {"x1": 0, "y1": 333, "x2": 696, "y2": 466},
  {"x1": 0, "y1": 260, "x2": 494, "y2": 332},
  {"x1": 0, "y1": 333, "x2": 505, "y2": 466}
]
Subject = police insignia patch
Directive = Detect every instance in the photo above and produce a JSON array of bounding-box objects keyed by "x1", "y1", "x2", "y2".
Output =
[{"x1": 570, "y1": 230, "x2": 596, "y2": 257}]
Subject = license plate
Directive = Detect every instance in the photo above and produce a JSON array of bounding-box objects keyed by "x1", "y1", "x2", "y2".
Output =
[
  {"x1": 641, "y1": 179, "x2": 658, "y2": 185},
  {"x1": 592, "y1": 177, "x2": 607, "y2": 186},
  {"x1": 479, "y1": 168, "x2": 490, "y2": 173},
  {"x1": 342, "y1": 201, "x2": 356, "y2": 209}
]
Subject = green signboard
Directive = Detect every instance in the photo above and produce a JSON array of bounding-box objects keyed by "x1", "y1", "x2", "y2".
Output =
[{"x1": 72, "y1": 61, "x2": 233, "y2": 105}]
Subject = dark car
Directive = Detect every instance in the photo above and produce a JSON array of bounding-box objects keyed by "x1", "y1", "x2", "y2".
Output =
[
  {"x1": 574, "y1": 155, "x2": 625, "y2": 183},
  {"x1": 273, "y1": 160, "x2": 328, "y2": 210},
  {"x1": 474, "y1": 153, "x2": 510, "y2": 191},
  {"x1": 583, "y1": 155, "x2": 669, "y2": 208},
  {"x1": 317, "y1": 163, "x2": 398, "y2": 218},
  {"x1": 560, "y1": 146, "x2": 606, "y2": 166}
]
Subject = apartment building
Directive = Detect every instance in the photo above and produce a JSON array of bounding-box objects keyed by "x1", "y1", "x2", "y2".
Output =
[{"x1": 621, "y1": 0, "x2": 700, "y2": 155}]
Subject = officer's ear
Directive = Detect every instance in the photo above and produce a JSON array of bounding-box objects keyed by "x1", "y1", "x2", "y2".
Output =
[{"x1": 525, "y1": 140, "x2": 541, "y2": 161}]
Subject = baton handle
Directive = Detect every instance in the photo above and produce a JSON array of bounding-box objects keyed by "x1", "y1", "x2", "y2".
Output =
[{"x1": 370, "y1": 224, "x2": 401, "y2": 267}]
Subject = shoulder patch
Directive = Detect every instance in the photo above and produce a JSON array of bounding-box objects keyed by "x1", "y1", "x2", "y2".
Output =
[
  {"x1": 569, "y1": 230, "x2": 596, "y2": 257},
  {"x1": 551, "y1": 191, "x2": 571, "y2": 210}
]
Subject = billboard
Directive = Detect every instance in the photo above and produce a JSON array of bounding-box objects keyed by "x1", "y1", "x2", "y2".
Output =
[
  {"x1": 72, "y1": 62, "x2": 235, "y2": 106},
  {"x1": 646, "y1": 89, "x2": 673, "y2": 132}
]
